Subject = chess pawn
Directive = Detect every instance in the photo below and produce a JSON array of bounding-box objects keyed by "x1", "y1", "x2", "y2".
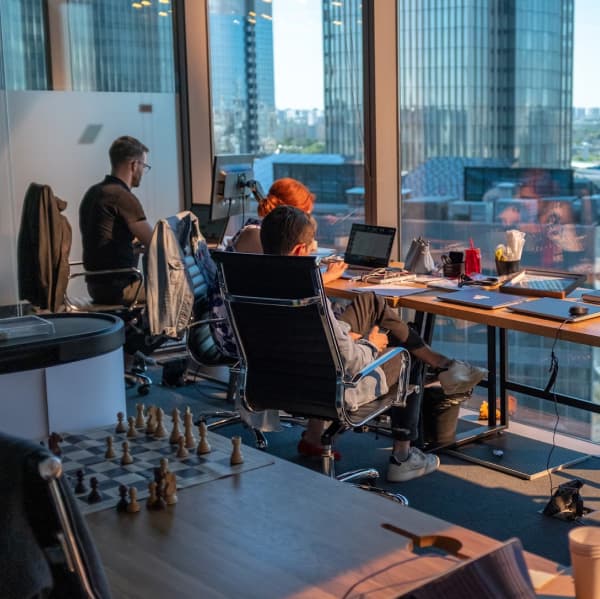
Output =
[
  {"x1": 116, "y1": 484, "x2": 129, "y2": 512},
  {"x1": 154, "y1": 479, "x2": 167, "y2": 510},
  {"x1": 176, "y1": 435, "x2": 189, "y2": 458},
  {"x1": 146, "y1": 406, "x2": 157, "y2": 434},
  {"x1": 127, "y1": 487, "x2": 141, "y2": 513},
  {"x1": 147, "y1": 481, "x2": 158, "y2": 509},
  {"x1": 87, "y1": 477, "x2": 102, "y2": 504},
  {"x1": 135, "y1": 403, "x2": 146, "y2": 428},
  {"x1": 121, "y1": 441, "x2": 134, "y2": 465},
  {"x1": 105, "y1": 436, "x2": 116, "y2": 459},
  {"x1": 184, "y1": 411, "x2": 196, "y2": 449},
  {"x1": 196, "y1": 421, "x2": 211, "y2": 455},
  {"x1": 154, "y1": 408, "x2": 167, "y2": 438},
  {"x1": 115, "y1": 411, "x2": 126, "y2": 434},
  {"x1": 159, "y1": 457, "x2": 169, "y2": 478},
  {"x1": 230, "y1": 436, "x2": 244, "y2": 465},
  {"x1": 127, "y1": 416, "x2": 137, "y2": 438},
  {"x1": 74, "y1": 469, "x2": 87, "y2": 494},
  {"x1": 169, "y1": 408, "x2": 181, "y2": 444}
]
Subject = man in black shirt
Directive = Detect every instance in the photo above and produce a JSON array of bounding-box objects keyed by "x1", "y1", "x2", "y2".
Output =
[{"x1": 80, "y1": 136, "x2": 153, "y2": 305}]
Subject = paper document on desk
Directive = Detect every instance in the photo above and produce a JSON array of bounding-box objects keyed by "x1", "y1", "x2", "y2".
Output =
[{"x1": 357, "y1": 285, "x2": 429, "y2": 298}]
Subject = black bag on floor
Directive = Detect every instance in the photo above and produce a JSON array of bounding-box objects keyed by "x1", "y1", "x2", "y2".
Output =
[{"x1": 421, "y1": 386, "x2": 460, "y2": 448}]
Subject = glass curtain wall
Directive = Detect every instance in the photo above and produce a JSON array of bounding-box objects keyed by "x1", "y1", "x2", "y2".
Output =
[
  {"x1": 0, "y1": 0, "x2": 182, "y2": 309},
  {"x1": 206, "y1": 0, "x2": 365, "y2": 250},
  {"x1": 398, "y1": 0, "x2": 600, "y2": 441}
]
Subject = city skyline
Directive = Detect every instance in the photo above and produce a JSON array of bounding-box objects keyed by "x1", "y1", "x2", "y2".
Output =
[{"x1": 273, "y1": 0, "x2": 600, "y2": 111}]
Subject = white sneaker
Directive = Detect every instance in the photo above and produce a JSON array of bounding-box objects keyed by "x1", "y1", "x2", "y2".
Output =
[
  {"x1": 387, "y1": 448, "x2": 440, "y2": 482},
  {"x1": 438, "y1": 360, "x2": 487, "y2": 396}
]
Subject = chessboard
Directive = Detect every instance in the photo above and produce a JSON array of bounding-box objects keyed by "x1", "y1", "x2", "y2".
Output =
[{"x1": 57, "y1": 425, "x2": 274, "y2": 515}]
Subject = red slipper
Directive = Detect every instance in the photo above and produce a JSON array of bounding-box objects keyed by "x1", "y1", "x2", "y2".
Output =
[{"x1": 297, "y1": 433, "x2": 341, "y2": 461}]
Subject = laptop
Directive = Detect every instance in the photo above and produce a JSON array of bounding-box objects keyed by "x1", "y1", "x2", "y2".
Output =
[
  {"x1": 342, "y1": 223, "x2": 397, "y2": 279},
  {"x1": 508, "y1": 297, "x2": 600, "y2": 323},
  {"x1": 437, "y1": 289, "x2": 525, "y2": 310}
]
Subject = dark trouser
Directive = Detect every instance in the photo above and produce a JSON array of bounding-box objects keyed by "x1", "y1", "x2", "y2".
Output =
[
  {"x1": 88, "y1": 278, "x2": 145, "y2": 306},
  {"x1": 338, "y1": 292, "x2": 423, "y2": 442}
]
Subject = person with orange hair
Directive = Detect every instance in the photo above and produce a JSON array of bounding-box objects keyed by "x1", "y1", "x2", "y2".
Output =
[{"x1": 226, "y1": 178, "x2": 316, "y2": 254}]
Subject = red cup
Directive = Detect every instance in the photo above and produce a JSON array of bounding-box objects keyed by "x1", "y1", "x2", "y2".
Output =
[{"x1": 465, "y1": 247, "x2": 481, "y2": 276}]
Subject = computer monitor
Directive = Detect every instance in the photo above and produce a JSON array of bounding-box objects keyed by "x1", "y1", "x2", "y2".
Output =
[{"x1": 209, "y1": 154, "x2": 255, "y2": 221}]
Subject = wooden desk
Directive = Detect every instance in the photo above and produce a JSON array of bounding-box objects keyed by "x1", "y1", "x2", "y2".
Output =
[
  {"x1": 86, "y1": 449, "x2": 572, "y2": 598},
  {"x1": 324, "y1": 279, "x2": 598, "y2": 476}
]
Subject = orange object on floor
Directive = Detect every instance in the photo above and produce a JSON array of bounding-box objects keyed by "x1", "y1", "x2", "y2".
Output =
[{"x1": 478, "y1": 396, "x2": 518, "y2": 420}]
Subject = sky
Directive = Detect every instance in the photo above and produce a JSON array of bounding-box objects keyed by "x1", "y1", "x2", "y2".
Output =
[
  {"x1": 272, "y1": 0, "x2": 324, "y2": 110},
  {"x1": 272, "y1": 0, "x2": 600, "y2": 111}
]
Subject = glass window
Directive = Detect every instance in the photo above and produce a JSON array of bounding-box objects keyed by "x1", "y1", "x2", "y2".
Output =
[
  {"x1": 207, "y1": 0, "x2": 366, "y2": 252},
  {"x1": 397, "y1": 0, "x2": 600, "y2": 443}
]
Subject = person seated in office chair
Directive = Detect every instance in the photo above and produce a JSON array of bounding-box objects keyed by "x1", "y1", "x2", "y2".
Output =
[
  {"x1": 260, "y1": 206, "x2": 488, "y2": 482},
  {"x1": 79, "y1": 135, "x2": 153, "y2": 305}
]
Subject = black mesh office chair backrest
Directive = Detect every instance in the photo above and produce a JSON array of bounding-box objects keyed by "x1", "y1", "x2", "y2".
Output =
[{"x1": 212, "y1": 252, "x2": 343, "y2": 421}]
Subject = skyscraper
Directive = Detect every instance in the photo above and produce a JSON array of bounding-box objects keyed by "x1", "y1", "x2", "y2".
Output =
[
  {"x1": 399, "y1": 0, "x2": 573, "y2": 173},
  {"x1": 322, "y1": 0, "x2": 363, "y2": 161},
  {"x1": 208, "y1": 0, "x2": 276, "y2": 155}
]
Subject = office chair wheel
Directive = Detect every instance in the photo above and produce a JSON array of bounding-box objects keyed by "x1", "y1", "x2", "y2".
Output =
[{"x1": 137, "y1": 383, "x2": 151, "y2": 396}]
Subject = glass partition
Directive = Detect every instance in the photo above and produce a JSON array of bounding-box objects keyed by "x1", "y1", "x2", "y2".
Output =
[{"x1": 0, "y1": 0, "x2": 182, "y2": 308}]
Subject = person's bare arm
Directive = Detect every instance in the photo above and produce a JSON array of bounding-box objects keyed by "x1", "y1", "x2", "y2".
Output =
[{"x1": 128, "y1": 219, "x2": 153, "y2": 249}]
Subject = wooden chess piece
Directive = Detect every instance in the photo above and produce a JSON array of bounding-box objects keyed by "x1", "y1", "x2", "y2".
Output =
[
  {"x1": 127, "y1": 416, "x2": 138, "y2": 438},
  {"x1": 48, "y1": 432, "x2": 63, "y2": 457},
  {"x1": 127, "y1": 487, "x2": 141, "y2": 513},
  {"x1": 184, "y1": 410, "x2": 196, "y2": 449},
  {"x1": 230, "y1": 436, "x2": 244, "y2": 465},
  {"x1": 74, "y1": 469, "x2": 87, "y2": 494},
  {"x1": 169, "y1": 408, "x2": 181, "y2": 445},
  {"x1": 196, "y1": 421, "x2": 211, "y2": 455},
  {"x1": 87, "y1": 477, "x2": 102, "y2": 504},
  {"x1": 146, "y1": 406, "x2": 157, "y2": 434},
  {"x1": 121, "y1": 440, "x2": 133, "y2": 465},
  {"x1": 159, "y1": 457, "x2": 169, "y2": 478},
  {"x1": 105, "y1": 436, "x2": 116, "y2": 459},
  {"x1": 115, "y1": 411, "x2": 126, "y2": 434},
  {"x1": 135, "y1": 403, "x2": 146, "y2": 428},
  {"x1": 154, "y1": 479, "x2": 167, "y2": 510},
  {"x1": 164, "y1": 471, "x2": 178, "y2": 505},
  {"x1": 154, "y1": 407, "x2": 167, "y2": 438},
  {"x1": 147, "y1": 481, "x2": 158, "y2": 509},
  {"x1": 116, "y1": 484, "x2": 129, "y2": 512},
  {"x1": 176, "y1": 435, "x2": 189, "y2": 458}
]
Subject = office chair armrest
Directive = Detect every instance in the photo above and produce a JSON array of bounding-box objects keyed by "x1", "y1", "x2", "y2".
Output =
[
  {"x1": 187, "y1": 317, "x2": 226, "y2": 329},
  {"x1": 344, "y1": 347, "x2": 405, "y2": 388}
]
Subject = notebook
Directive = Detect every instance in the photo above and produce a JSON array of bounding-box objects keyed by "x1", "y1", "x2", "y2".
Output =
[
  {"x1": 437, "y1": 289, "x2": 525, "y2": 310},
  {"x1": 581, "y1": 289, "x2": 600, "y2": 304},
  {"x1": 342, "y1": 223, "x2": 397, "y2": 279},
  {"x1": 508, "y1": 297, "x2": 600, "y2": 322}
]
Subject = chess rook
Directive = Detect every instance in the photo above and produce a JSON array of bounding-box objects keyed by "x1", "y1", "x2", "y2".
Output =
[{"x1": 135, "y1": 403, "x2": 146, "y2": 428}]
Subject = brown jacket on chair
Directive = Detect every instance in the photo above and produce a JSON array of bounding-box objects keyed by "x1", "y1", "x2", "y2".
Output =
[{"x1": 18, "y1": 183, "x2": 72, "y2": 311}]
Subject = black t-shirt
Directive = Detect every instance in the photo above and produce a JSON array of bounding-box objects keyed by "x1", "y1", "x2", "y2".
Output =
[{"x1": 79, "y1": 175, "x2": 147, "y2": 272}]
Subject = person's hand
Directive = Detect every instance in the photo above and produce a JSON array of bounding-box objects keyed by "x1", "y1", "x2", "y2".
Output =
[
  {"x1": 348, "y1": 332, "x2": 362, "y2": 341},
  {"x1": 321, "y1": 260, "x2": 348, "y2": 284},
  {"x1": 367, "y1": 326, "x2": 388, "y2": 352}
]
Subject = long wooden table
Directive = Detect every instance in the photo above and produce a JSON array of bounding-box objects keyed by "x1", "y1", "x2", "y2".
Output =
[
  {"x1": 324, "y1": 277, "x2": 599, "y2": 477},
  {"x1": 86, "y1": 446, "x2": 573, "y2": 598}
]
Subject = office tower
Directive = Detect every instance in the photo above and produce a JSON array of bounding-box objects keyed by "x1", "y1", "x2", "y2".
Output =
[
  {"x1": 399, "y1": 0, "x2": 573, "y2": 173},
  {"x1": 0, "y1": 0, "x2": 175, "y2": 92},
  {"x1": 322, "y1": 0, "x2": 363, "y2": 161},
  {"x1": 0, "y1": 0, "x2": 48, "y2": 90},
  {"x1": 209, "y1": 0, "x2": 276, "y2": 155}
]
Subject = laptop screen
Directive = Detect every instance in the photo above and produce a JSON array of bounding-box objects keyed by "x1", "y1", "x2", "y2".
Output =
[{"x1": 344, "y1": 224, "x2": 396, "y2": 268}]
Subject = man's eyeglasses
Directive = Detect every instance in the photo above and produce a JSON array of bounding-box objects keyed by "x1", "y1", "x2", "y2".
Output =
[{"x1": 136, "y1": 160, "x2": 151, "y2": 172}]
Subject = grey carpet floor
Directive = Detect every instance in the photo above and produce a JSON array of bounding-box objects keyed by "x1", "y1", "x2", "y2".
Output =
[{"x1": 126, "y1": 369, "x2": 600, "y2": 567}]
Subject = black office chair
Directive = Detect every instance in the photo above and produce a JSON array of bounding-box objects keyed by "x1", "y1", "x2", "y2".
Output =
[
  {"x1": 0, "y1": 432, "x2": 112, "y2": 599},
  {"x1": 211, "y1": 251, "x2": 412, "y2": 485},
  {"x1": 17, "y1": 182, "x2": 154, "y2": 395}
]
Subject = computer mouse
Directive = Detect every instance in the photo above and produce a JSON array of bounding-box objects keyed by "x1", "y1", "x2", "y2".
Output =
[{"x1": 569, "y1": 305, "x2": 589, "y2": 317}]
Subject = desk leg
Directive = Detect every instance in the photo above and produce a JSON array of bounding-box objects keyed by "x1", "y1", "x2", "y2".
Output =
[
  {"x1": 499, "y1": 328, "x2": 508, "y2": 427},
  {"x1": 487, "y1": 325, "x2": 497, "y2": 427}
]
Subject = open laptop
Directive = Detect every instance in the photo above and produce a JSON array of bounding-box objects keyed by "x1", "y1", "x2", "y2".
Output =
[
  {"x1": 509, "y1": 297, "x2": 600, "y2": 323},
  {"x1": 341, "y1": 223, "x2": 397, "y2": 279},
  {"x1": 437, "y1": 289, "x2": 525, "y2": 310}
]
